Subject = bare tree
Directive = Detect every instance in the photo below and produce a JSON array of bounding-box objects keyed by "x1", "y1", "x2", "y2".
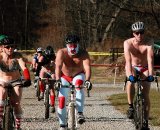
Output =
[{"x1": 101, "y1": 0, "x2": 130, "y2": 45}]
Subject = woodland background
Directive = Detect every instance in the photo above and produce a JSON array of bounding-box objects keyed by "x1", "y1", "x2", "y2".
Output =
[{"x1": 0, "y1": 0, "x2": 160, "y2": 52}]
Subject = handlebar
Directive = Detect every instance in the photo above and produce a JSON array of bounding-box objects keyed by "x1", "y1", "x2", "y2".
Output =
[
  {"x1": 39, "y1": 78, "x2": 55, "y2": 81},
  {"x1": 60, "y1": 84, "x2": 85, "y2": 89},
  {"x1": 123, "y1": 76, "x2": 159, "y2": 92}
]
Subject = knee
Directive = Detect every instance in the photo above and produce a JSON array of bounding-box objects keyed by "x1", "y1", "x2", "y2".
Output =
[
  {"x1": 75, "y1": 79, "x2": 83, "y2": 90},
  {"x1": 11, "y1": 101, "x2": 21, "y2": 108},
  {"x1": 0, "y1": 87, "x2": 6, "y2": 98},
  {"x1": 0, "y1": 100, "x2": 5, "y2": 106},
  {"x1": 58, "y1": 96, "x2": 65, "y2": 109}
]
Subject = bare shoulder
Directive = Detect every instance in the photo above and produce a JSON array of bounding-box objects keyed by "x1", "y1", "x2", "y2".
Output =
[
  {"x1": 56, "y1": 48, "x2": 66, "y2": 56},
  {"x1": 124, "y1": 38, "x2": 134, "y2": 47}
]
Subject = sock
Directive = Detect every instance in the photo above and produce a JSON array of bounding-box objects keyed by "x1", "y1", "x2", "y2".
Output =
[
  {"x1": 50, "y1": 95, "x2": 55, "y2": 106},
  {"x1": 39, "y1": 82, "x2": 45, "y2": 92},
  {"x1": 15, "y1": 116, "x2": 22, "y2": 129},
  {"x1": 0, "y1": 105, "x2": 4, "y2": 127},
  {"x1": 129, "y1": 104, "x2": 133, "y2": 108}
]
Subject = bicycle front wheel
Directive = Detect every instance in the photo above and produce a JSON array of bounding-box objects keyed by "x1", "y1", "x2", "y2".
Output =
[
  {"x1": 68, "y1": 102, "x2": 75, "y2": 130},
  {"x1": 134, "y1": 94, "x2": 144, "y2": 130},
  {"x1": 3, "y1": 106, "x2": 15, "y2": 130},
  {"x1": 87, "y1": 89, "x2": 90, "y2": 97},
  {"x1": 44, "y1": 86, "x2": 50, "y2": 119}
]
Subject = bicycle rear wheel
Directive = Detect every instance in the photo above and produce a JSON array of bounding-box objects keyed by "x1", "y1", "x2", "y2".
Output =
[
  {"x1": 36, "y1": 80, "x2": 41, "y2": 101},
  {"x1": 134, "y1": 95, "x2": 144, "y2": 130},
  {"x1": 3, "y1": 106, "x2": 15, "y2": 130},
  {"x1": 44, "y1": 86, "x2": 50, "y2": 119},
  {"x1": 68, "y1": 102, "x2": 75, "y2": 130}
]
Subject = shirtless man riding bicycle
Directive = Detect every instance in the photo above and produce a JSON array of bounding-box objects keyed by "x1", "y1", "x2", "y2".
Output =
[
  {"x1": 124, "y1": 22, "x2": 154, "y2": 130},
  {"x1": 55, "y1": 33, "x2": 92, "y2": 130}
]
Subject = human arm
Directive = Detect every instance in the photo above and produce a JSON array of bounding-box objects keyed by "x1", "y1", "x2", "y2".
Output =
[
  {"x1": 55, "y1": 50, "x2": 64, "y2": 80},
  {"x1": 147, "y1": 43, "x2": 154, "y2": 82},
  {"x1": 124, "y1": 40, "x2": 133, "y2": 77},
  {"x1": 35, "y1": 56, "x2": 44, "y2": 76},
  {"x1": 83, "y1": 52, "x2": 91, "y2": 81},
  {"x1": 83, "y1": 52, "x2": 92, "y2": 90},
  {"x1": 54, "y1": 50, "x2": 64, "y2": 90},
  {"x1": 18, "y1": 56, "x2": 31, "y2": 86},
  {"x1": 147, "y1": 44, "x2": 154, "y2": 76}
]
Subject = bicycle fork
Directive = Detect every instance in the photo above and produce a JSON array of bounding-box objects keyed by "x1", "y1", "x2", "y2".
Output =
[{"x1": 68, "y1": 88, "x2": 77, "y2": 130}]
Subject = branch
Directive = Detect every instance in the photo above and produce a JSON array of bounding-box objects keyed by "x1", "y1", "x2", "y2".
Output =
[
  {"x1": 110, "y1": 0, "x2": 153, "y2": 16},
  {"x1": 90, "y1": 0, "x2": 96, "y2": 4},
  {"x1": 150, "y1": 0, "x2": 160, "y2": 28}
]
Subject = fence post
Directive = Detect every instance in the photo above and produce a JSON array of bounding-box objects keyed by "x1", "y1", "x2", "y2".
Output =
[{"x1": 113, "y1": 64, "x2": 118, "y2": 86}]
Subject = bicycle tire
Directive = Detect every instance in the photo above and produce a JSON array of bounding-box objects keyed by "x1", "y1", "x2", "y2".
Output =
[
  {"x1": 68, "y1": 102, "x2": 75, "y2": 130},
  {"x1": 3, "y1": 106, "x2": 15, "y2": 130},
  {"x1": 134, "y1": 86, "x2": 144, "y2": 130},
  {"x1": 44, "y1": 85, "x2": 50, "y2": 119},
  {"x1": 36, "y1": 80, "x2": 41, "y2": 101},
  {"x1": 87, "y1": 89, "x2": 90, "y2": 97}
]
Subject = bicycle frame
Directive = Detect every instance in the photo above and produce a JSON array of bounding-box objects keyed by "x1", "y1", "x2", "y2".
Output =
[{"x1": 67, "y1": 84, "x2": 77, "y2": 130}]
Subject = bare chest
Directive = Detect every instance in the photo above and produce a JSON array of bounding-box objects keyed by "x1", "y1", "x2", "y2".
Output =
[
  {"x1": 64, "y1": 57, "x2": 82, "y2": 67},
  {"x1": 131, "y1": 45, "x2": 147, "y2": 56}
]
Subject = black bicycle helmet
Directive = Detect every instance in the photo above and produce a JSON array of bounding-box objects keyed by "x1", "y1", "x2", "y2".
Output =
[
  {"x1": 0, "y1": 35, "x2": 14, "y2": 45},
  {"x1": 45, "y1": 46, "x2": 54, "y2": 55},
  {"x1": 45, "y1": 45, "x2": 56, "y2": 61},
  {"x1": 65, "y1": 34, "x2": 80, "y2": 44}
]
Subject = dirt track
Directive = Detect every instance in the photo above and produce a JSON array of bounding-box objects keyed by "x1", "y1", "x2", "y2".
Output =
[{"x1": 20, "y1": 84, "x2": 160, "y2": 130}]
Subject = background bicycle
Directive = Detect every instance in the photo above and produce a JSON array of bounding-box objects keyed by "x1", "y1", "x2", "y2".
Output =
[{"x1": 40, "y1": 77, "x2": 56, "y2": 119}]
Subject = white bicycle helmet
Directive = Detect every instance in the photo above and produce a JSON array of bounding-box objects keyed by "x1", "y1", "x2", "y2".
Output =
[
  {"x1": 37, "y1": 47, "x2": 43, "y2": 52},
  {"x1": 131, "y1": 21, "x2": 144, "y2": 31}
]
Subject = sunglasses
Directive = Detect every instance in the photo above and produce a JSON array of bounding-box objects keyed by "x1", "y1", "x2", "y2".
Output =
[
  {"x1": 134, "y1": 31, "x2": 144, "y2": 35},
  {"x1": 67, "y1": 44, "x2": 77, "y2": 48},
  {"x1": 4, "y1": 45, "x2": 15, "y2": 49}
]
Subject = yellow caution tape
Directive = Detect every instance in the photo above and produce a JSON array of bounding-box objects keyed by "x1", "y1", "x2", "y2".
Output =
[
  {"x1": 17, "y1": 50, "x2": 123, "y2": 56},
  {"x1": 88, "y1": 52, "x2": 123, "y2": 56},
  {"x1": 17, "y1": 50, "x2": 36, "y2": 53}
]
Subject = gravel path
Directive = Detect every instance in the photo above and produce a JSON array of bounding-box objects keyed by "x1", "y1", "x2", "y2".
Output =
[{"x1": 20, "y1": 84, "x2": 160, "y2": 130}]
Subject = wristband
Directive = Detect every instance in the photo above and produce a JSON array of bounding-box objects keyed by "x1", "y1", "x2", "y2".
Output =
[{"x1": 23, "y1": 68, "x2": 31, "y2": 80}]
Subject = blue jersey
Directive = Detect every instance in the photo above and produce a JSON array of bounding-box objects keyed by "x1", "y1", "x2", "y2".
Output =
[{"x1": 33, "y1": 54, "x2": 38, "y2": 63}]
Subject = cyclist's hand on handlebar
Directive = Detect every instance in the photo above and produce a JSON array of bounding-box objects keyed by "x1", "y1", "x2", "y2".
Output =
[
  {"x1": 84, "y1": 80, "x2": 92, "y2": 90},
  {"x1": 147, "y1": 75, "x2": 154, "y2": 82},
  {"x1": 129, "y1": 75, "x2": 136, "y2": 83},
  {"x1": 54, "y1": 80, "x2": 61, "y2": 91},
  {"x1": 23, "y1": 79, "x2": 31, "y2": 87}
]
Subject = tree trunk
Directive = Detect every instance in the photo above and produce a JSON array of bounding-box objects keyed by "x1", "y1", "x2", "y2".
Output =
[{"x1": 101, "y1": 0, "x2": 130, "y2": 45}]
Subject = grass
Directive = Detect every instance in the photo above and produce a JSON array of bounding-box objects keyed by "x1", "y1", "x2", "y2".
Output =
[
  {"x1": 91, "y1": 66, "x2": 126, "y2": 83},
  {"x1": 108, "y1": 89, "x2": 160, "y2": 126}
]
